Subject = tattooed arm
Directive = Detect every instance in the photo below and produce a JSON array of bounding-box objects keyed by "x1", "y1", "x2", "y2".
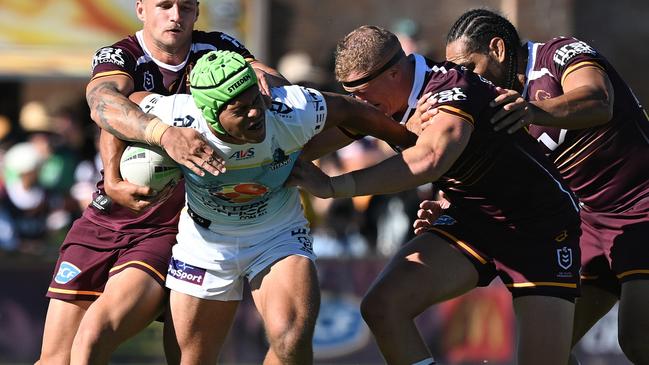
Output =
[{"x1": 85, "y1": 75, "x2": 224, "y2": 176}]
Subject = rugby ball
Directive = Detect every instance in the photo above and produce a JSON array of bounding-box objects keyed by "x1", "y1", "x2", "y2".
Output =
[{"x1": 120, "y1": 143, "x2": 181, "y2": 191}]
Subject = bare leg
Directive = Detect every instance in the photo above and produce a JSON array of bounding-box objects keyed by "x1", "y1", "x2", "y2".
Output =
[
  {"x1": 250, "y1": 255, "x2": 320, "y2": 365},
  {"x1": 70, "y1": 268, "x2": 166, "y2": 365},
  {"x1": 166, "y1": 289, "x2": 239, "y2": 365},
  {"x1": 568, "y1": 283, "x2": 618, "y2": 364},
  {"x1": 618, "y1": 279, "x2": 649, "y2": 364},
  {"x1": 37, "y1": 299, "x2": 91, "y2": 365},
  {"x1": 514, "y1": 295, "x2": 574, "y2": 365},
  {"x1": 361, "y1": 233, "x2": 479, "y2": 365}
]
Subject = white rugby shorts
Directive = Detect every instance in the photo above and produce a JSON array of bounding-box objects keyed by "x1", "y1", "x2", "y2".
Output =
[{"x1": 166, "y1": 209, "x2": 316, "y2": 301}]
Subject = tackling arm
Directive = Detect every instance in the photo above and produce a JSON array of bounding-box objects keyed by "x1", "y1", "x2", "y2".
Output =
[
  {"x1": 291, "y1": 111, "x2": 471, "y2": 198},
  {"x1": 321, "y1": 92, "x2": 418, "y2": 149},
  {"x1": 86, "y1": 75, "x2": 157, "y2": 141},
  {"x1": 530, "y1": 66, "x2": 614, "y2": 129},
  {"x1": 86, "y1": 75, "x2": 223, "y2": 176}
]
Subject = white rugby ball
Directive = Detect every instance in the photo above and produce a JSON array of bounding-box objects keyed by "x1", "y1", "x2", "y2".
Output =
[{"x1": 120, "y1": 143, "x2": 181, "y2": 191}]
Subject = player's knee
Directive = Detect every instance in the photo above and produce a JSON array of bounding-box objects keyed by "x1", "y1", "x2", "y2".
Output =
[
  {"x1": 73, "y1": 320, "x2": 117, "y2": 353},
  {"x1": 361, "y1": 286, "x2": 397, "y2": 326},
  {"x1": 265, "y1": 315, "x2": 315, "y2": 362}
]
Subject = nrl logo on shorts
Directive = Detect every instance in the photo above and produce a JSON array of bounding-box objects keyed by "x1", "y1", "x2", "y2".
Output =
[{"x1": 557, "y1": 247, "x2": 573, "y2": 270}]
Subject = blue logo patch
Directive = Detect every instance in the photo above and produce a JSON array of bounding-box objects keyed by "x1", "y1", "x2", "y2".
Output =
[
  {"x1": 433, "y1": 214, "x2": 457, "y2": 226},
  {"x1": 313, "y1": 293, "x2": 370, "y2": 359},
  {"x1": 168, "y1": 258, "x2": 206, "y2": 285},
  {"x1": 54, "y1": 261, "x2": 81, "y2": 284}
]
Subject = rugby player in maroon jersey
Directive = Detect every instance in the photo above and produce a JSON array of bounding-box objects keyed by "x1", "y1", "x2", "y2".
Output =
[
  {"x1": 432, "y1": 9, "x2": 649, "y2": 364},
  {"x1": 290, "y1": 25, "x2": 582, "y2": 365},
  {"x1": 37, "y1": 1, "x2": 284, "y2": 364}
]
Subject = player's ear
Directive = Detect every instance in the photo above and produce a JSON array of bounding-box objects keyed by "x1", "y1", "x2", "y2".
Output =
[
  {"x1": 136, "y1": 0, "x2": 146, "y2": 22},
  {"x1": 489, "y1": 37, "x2": 507, "y2": 64},
  {"x1": 195, "y1": 1, "x2": 200, "y2": 21}
]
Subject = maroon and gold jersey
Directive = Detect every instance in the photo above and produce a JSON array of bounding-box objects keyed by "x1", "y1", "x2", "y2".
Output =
[
  {"x1": 403, "y1": 54, "x2": 579, "y2": 231},
  {"x1": 85, "y1": 30, "x2": 254, "y2": 236},
  {"x1": 524, "y1": 37, "x2": 649, "y2": 213}
]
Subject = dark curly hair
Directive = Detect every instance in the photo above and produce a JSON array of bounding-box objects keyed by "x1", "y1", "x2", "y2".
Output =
[{"x1": 447, "y1": 9, "x2": 522, "y2": 89}]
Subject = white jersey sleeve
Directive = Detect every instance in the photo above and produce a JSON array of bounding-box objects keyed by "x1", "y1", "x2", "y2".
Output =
[
  {"x1": 267, "y1": 85, "x2": 327, "y2": 145},
  {"x1": 138, "y1": 93, "x2": 202, "y2": 130}
]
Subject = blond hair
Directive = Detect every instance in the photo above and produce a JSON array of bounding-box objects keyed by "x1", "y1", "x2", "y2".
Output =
[{"x1": 334, "y1": 25, "x2": 401, "y2": 82}]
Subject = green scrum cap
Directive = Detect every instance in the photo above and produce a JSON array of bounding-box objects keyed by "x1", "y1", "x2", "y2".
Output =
[{"x1": 190, "y1": 50, "x2": 258, "y2": 134}]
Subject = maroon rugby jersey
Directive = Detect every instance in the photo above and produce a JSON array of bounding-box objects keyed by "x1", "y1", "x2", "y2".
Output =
[
  {"x1": 85, "y1": 30, "x2": 254, "y2": 233},
  {"x1": 525, "y1": 37, "x2": 649, "y2": 213},
  {"x1": 403, "y1": 54, "x2": 579, "y2": 231}
]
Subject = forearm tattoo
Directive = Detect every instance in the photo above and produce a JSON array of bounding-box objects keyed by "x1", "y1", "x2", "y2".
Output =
[{"x1": 87, "y1": 81, "x2": 157, "y2": 142}]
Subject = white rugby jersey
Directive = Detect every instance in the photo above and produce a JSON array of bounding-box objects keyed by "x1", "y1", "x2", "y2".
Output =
[{"x1": 139, "y1": 85, "x2": 327, "y2": 235}]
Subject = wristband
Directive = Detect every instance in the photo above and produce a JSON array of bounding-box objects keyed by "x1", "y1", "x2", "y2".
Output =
[
  {"x1": 144, "y1": 118, "x2": 171, "y2": 146},
  {"x1": 330, "y1": 174, "x2": 356, "y2": 198}
]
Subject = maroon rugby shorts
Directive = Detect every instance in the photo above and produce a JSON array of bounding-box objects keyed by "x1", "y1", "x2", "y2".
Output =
[
  {"x1": 427, "y1": 214, "x2": 581, "y2": 301},
  {"x1": 46, "y1": 216, "x2": 176, "y2": 301},
  {"x1": 580, "y1": 195, "x2": 649, "y2": 296}
]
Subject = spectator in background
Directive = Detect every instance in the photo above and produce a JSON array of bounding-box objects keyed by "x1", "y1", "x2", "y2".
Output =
[
  {"x1": 277, "y1": 51, "x2": 328, "y2": 89},
  {"x1": 391, "y1": 18, "x2": 421, "y2": 55},
  {"x1": 2, "y1": 142, "x2": 47, "y2": 253},
  {"x1": 18, "y1": 101, "x2": 81, "y2": 252},
  {"x1": 0, "y1": 115, "x2": 17, "y2": 252}
]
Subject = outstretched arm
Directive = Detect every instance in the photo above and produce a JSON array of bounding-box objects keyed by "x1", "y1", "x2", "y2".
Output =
[
  {"x1": 320, "y1": 92, "x2": 418, "y2": 149},
  {"x1": 86, "y1": 75, "x2": 224, "y2": 176},
  {"x1": 489, "y1": 66, "x2": 614, "y2": 133},
  {"x1": 289, "y1": 109, "x2": 472, "y2": 198}
]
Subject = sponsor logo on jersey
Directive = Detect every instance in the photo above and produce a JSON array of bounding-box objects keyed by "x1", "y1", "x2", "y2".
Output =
[
  {"x1": 143, "y1": 71, "x2": 154, "y2": 91},
  {"x1": 291, "y1": 228, "x2": 314, "y2": 254},
  {"x1": 313, "y1": 293, "x2": 371, "y2": 359},
  {"x1": 201, "y1": 195, "x2": 270, "y2": 220},
  {"x1": 431, "y1": 87, "x2": 467, "y2": 104},
  {"x1": 229, "y1": 147, "x2": 255, "y2": 160},
  {"x1": 553, "y1": 41, "x2": 596, "y2": 66},
  {"x1": 557, "y1": 246, "x2": 573, "y2": 270},
  {"x1": 226, "y1": 74, "x2": 252, "y2": 93},
  {"x1": 54, "y1": 261, "x2": 81, "y2": 284},
  {"x1": 270, "y1": 148, "x2": 290, "y2": 170},
  {"x1": 91, "y1": 47, "x2": 126, "y2": 69},
  {"x1": 168, "y1": 258, "x2": 206, "y2": 285},
  {"x1": 269, "y1": 100, "x2": 294, "y2": 115},
  {"x1": 432, "y1": 65, "x2": 448, "y2": 74},
  {"x1": 172, "y1": 114, "x2": 196, "y2": 128},
  {"x1": 209, "y1": 183, "x2": 269, "y2": 203},
  {"x1": 306, "y1": 89, "x2": 327, "y2": 128}
]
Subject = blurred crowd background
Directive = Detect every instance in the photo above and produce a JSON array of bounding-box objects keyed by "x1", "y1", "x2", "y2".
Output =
[{"x1": 0, "y1": 0, "x2": 647, "y2": 364}]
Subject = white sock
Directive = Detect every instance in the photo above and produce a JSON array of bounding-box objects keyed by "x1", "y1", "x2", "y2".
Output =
[{"x1": 411, "y1": 358, "x2": 435, "y2": 365}]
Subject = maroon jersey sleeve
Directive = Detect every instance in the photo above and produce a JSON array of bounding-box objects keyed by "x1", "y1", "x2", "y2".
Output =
[
  {"x1": 542, "y1": 37, "x2": 606, "y2": 86},
  {"x1": 193, "y1": 31, "x2": 254, "y2": 60},
  {"x1": 90, "y1": 37, "x2": 139, "y2": 81},
  {"x1": 423, "y1": 62, "x2": 496, "y2": 129}
]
